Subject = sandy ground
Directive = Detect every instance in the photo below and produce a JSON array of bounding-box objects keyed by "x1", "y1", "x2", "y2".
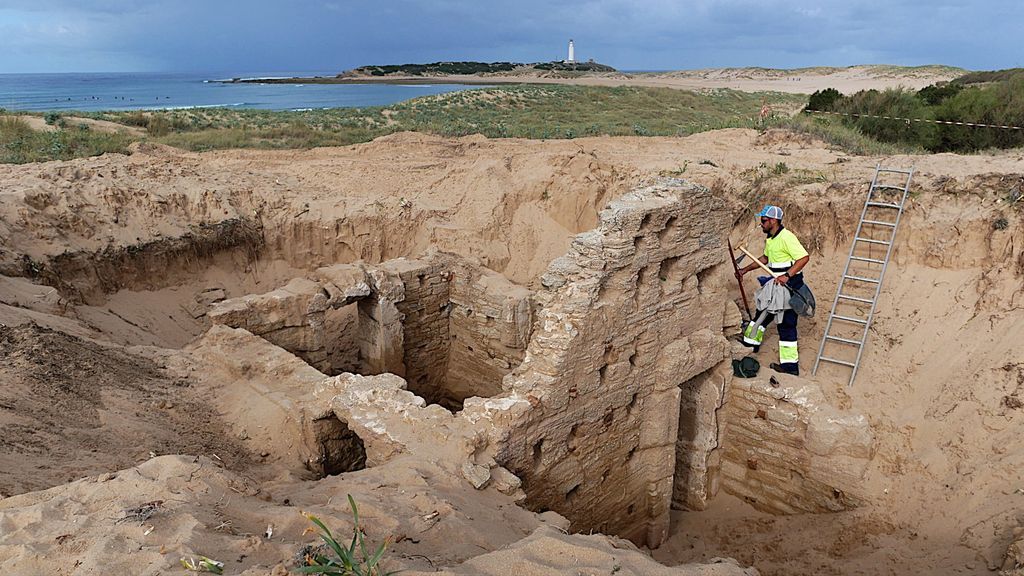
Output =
[
  {"x1": 317, "y1": 65, "x2": 964, "y2": 95},
  {"x1": 0, "y1": 128, "x2": 1022, "y2": 574},
  {"x1": 4, "y1": 114, "x2": 146, "y2": 135}
]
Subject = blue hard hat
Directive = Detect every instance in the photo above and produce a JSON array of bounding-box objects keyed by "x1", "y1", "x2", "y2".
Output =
[{"x1": 757, "y1": 205, "x2": 784, "y2": 220}]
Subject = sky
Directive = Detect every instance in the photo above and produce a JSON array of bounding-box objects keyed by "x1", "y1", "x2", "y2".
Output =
[{"x1": 1, "y1": 0, "x2": 1021, "y2": 74}]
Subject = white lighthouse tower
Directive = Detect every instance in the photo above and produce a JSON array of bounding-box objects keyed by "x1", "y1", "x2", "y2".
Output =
[{"x1": 567, "y1": 39, "x2": 575, "y2": 64}]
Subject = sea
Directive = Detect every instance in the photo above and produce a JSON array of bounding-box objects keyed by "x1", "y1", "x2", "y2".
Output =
[{"x1": 0, "y1": 71, "x2": 486, "y2": 113}]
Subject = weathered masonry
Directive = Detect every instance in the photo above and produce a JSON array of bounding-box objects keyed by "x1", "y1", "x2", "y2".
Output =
[
  {"x1": 209, "y1": 251, "x2": 535, "y2": 411},
  {"x1": 197, "y1": 179, "x2": 873, "y2": 549}
]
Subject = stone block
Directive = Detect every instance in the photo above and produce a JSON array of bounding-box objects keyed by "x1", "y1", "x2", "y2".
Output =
[
  {"x1": 805, "y1": 412, "x2": 874, "y2": 459},
  {"x1": 655, "y1": 329, "x2": 729, "y2": 390},
  {"x1": 462, "y1": 462, "x2": 491, "y2": 489},
  {"x1": 316, "y1": 263, "x2": 371, "y2": 307}
]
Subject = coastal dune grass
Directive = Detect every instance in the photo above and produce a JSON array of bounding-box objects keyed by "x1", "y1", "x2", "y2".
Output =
[
  {"x1": 1, "y1": 115, "x2": 133, "y2": 164},
  {"x1": 112, "y1": 85, "x2": 807, "y2": 148},
  {"x1": 3, "y1": 84, "x2": 901, "y2": 163}
]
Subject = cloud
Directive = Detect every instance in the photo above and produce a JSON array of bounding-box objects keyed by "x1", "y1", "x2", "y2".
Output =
[{"x1": 0, "y1": 0, "x2": 1020, "y2": 73}]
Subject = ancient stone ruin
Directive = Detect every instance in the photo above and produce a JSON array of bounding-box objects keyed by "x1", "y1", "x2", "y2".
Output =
[{"x1": 191, "y1": 178, "x2": 873, "y2": 549}]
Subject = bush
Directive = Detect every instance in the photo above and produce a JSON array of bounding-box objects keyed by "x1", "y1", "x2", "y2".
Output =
[
  {"x1": 931, "y1": 77, "x2": 1024, "y2": 151},
  {"x1": 834, "y1": 88, "x2": 939, "y2": 149},
  {"x1": 917, "y1": 82, "x2": 963, "y2": 106},
  {"x1": 807, "y1": 88, "x2": 842, "y2": 112},
  {"x1": 0, "y1": 118, "x2": 132, "y2": 163},
  {"x1": 147, "y1": 114, "x2": 171, "y2": 137},
  {"x1": 44, "y1": 112, "x2": 62, "y2": 126},
  {"x1": 821, "y1": 71, "x2": 1024, "y2": 152}
]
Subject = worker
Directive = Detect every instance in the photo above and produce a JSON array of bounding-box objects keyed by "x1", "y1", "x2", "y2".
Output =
[{"x1": 735, "y1": 205, "x2": 810, "y2": 375}]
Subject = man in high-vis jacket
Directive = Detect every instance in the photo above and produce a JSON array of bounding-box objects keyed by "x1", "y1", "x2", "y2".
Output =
[{"x1": 735, "y1": 205, "x2": 810, "y2": 375}]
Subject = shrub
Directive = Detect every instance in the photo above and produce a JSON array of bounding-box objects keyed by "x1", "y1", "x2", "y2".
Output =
[
  {"x1": 917, "y1": 82, "x2": 963, "y2": 106},
  {"x1": 44, "y1": 112, "x2": 62, "y2": 126},
  {"x1": 147, "y1": 114, "x2": 171, "y2": 136},
  {"x1": 807, "y1": 88, "x2": 842, "y2": 112},
  {"x1": 834, "y1": 88, "x2": 939, "y2": 149},
  {"x1": 932, "y1": 77, "x2": 1024, "y2": 151},
  {"x1": 120, "y1": 111, "x2": 150, "y2": 127}
]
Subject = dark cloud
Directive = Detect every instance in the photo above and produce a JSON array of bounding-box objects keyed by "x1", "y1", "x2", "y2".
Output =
[{"x1": 0, "y1": 0, "x2": 1020, "y2": 73}]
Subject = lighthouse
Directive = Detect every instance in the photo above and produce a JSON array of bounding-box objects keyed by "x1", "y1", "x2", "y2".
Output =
[{"x1": 568, "y1": 39, "x2": 575, "y2": 64}]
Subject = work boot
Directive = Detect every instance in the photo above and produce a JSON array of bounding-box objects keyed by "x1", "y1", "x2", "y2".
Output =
[{"x1": 770, "y1": 362, "x2": 799, "y2": 376}]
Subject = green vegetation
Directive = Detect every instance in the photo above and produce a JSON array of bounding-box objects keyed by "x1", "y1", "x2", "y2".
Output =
[
  {"x1": 10, "y1": 82, "x2": 945, "y2": 164},
  {"x1": 180, "y1": 556, "x2": 224, "y2": 574},
  {"x1": 806, "y1": 88, "x2": 841, "y2": 112},
  {"x1": 349, "y1": 60, "x2": 616, "y2": 76},
  {"x1": 531, "y1": 61, "x2": 616, "y2": 72},
  {"x1": 82, "y1": 85, "x2": 803, "y2": 151},
  {"x1": 951, "y1": 68, "x2": 1024, "y2": 86},
  {"x1": 766, "y1": 113, "x2": 917, "y2": 155},
  {"x1": 805, "y1": 69, "x2": 1024, "y2": 152},
  {"x1": 299, "y1": 495, "x2": 395, "y2": 576},
  {"x1": 354, "y1": 61, "x2": 520, "y2": 76},
  {"x1": 0, "y1": 115, "x2": 133, "y2": 164}
]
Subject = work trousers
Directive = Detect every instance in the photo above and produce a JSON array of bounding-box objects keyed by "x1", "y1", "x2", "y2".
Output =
[
  {"x1": 757, "y1": 309, "x2": 799, "y2": 374},
  {"x1": 766, "y1": 271, "x2": 802, "y2": 374},
  {"x1": 749, "y1": 272, "x2": 803, "y2": 375}
]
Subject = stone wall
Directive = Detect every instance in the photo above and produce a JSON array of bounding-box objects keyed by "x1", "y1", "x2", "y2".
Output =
[
  {"x1": 211, "y1": 255, "x2": 533, "y2": 409},
  {"x1": 202, "y1": 178, "x2": 873, "y2": 551},
  {"x1": 673, "y1": 355, "x2": 731, "y2": 511},
  {"x1": 207, "y1": 277, "x2": 331, "y2": 372},
  {"x1": 378, "y1": 257, "x2": 453, "y2": 406},
  {"x1": 720, "y1": 374, "x2": 874, "y2": 514},
  {"x1": 465, "y1": 179, "x2": 732, "y2": 547},
  {"x1": 447, "y1": 260, "x2": 534, "y2": 408}
]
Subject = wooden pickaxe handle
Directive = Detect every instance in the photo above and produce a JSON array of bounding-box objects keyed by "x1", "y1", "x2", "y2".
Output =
[{"x1": 738, "y1": 246, "x2": 781, "y2": 278}]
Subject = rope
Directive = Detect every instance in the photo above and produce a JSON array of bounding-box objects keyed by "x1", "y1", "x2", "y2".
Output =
[{"x1": 804, "y1": 109, "x2": 1024, "y2": 131}]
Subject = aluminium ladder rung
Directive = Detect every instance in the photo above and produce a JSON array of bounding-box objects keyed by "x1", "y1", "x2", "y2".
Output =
[
  {"x1": 837, "y1": 293, "x2": 874, "y2": 304},
  {"x1": 818, "y1": 356, "x2": 857, "y2": 367},
  {"x1": 855, "y1": 236, "x2": 891, "y2": 245},
  {"x1": 862, "y1": 219, "x2": 897, "y2": 227},
  {"x1": 833, "y1": 314, "x2": 868, "y2": 325},
  {"x1": 866, "y1": 201, "x2": 901, "y2": 209},
  {"x1": 872, "y1": 184, "x2": 906, "y2": 191},
  {"x1": 850, "y1": 256, "x2": 885, "y2": 264},
  {"x1": 876, "y1": 168, "x2": 913, "y2": 175},
  {"x1": 825, "y1": 335, "x2": 864, "y2": 346},
  {"x1": 844, "y1": 274, "x2": 880, "y2": 284}
]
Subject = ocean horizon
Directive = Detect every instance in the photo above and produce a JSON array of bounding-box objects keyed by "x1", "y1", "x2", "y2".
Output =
[{"x1": 0, "y1": 71, "x2": 487, "y2": 113}]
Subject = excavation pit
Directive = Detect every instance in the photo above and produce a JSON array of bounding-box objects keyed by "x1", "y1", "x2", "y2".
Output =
[{"x1": 3, "y1": 129, "x2": 1024, "y2": 576}]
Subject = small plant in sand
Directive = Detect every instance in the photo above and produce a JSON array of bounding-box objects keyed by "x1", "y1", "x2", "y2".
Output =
[
  {"x1": 299, "y1": 495, "x2": 394, "y2": 576},
  {"x1": 180, "y1": 556, "x2": 224, "y2": 574}
]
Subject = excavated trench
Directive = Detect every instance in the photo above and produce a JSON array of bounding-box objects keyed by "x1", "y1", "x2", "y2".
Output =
[
  {"x1": 0, "y1": 179, "x2": 878, "y2": 541},
  {"x1": 4, "y1": 155, "x2": 1024, "y2": 576},
  {"x1": 1, "y1": 180, "x2": 739, "y2": 543}
]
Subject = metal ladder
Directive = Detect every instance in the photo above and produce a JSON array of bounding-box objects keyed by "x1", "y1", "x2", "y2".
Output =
[{"x1": 813, "y1": 164, "x2": 914, "y2": 386}]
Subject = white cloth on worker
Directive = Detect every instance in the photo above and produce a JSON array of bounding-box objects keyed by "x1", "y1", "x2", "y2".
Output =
[{"x1": 754, "y1": 280, "x2": 791, "y2": 315}]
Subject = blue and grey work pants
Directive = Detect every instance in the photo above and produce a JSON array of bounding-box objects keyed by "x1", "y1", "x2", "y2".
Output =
[{"x1": 746, "y1": 272, "x2": 803, "y2": 374}]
